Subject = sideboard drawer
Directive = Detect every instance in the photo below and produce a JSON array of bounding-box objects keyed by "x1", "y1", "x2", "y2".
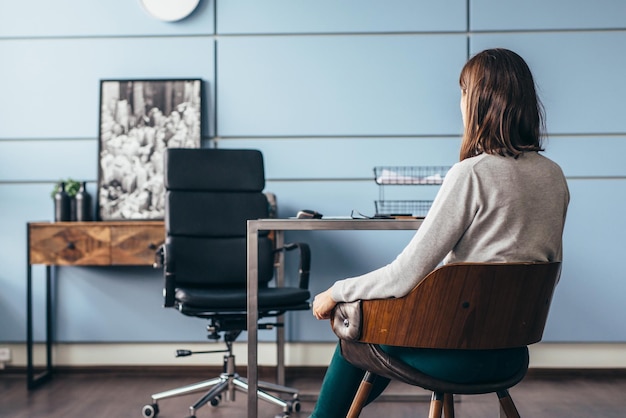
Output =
[
  {"x1": 111, "y1": 224, "x2": 164, "y2": 265},
  {"x1": 29, "y1": 224, "x2": 111, "y2": 265}
]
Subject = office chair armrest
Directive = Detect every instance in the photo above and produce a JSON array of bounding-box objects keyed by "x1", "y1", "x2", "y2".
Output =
[
  {"x1": 331, "y1": 285, "x2": 484, "y2": 348},
  {"x1": 331, "y1": 293, "x2": 451, "y2": 347},
  {"x1": 331, "y1": 298, "x2": 424, "y2": 346},
  {"x1": 331, "y1": 300, "x2": 363, "y2": 341},
  {"x1": 162, "y1": 242, "x2": 176, "y2": 308},
  {"x1": 278, "y1": 242, "x2": 311, "y2": 289},
  {"x1": 154, "y1": 243, "x2": 176, "y2": 307},
  {"x1": 264, "y1": 192, "x2": 278, "y2": 218},
  {"x1": 153, "y1": 244, "x2": 164, "y2": 268}
]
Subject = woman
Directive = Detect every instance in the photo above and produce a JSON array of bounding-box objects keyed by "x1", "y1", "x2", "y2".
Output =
[{"x1": 310, "y1": 48, "x2": 569, "y2": 417}]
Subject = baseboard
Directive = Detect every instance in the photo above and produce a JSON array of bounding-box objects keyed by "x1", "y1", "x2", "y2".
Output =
[{"x1": 1, "y1": 342, "x2": 626, "y2": 369}]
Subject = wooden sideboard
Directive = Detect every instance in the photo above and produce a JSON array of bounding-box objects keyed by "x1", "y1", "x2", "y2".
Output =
[
  {"x1": 29, "y1": 221, "x2": 165, "y2": 267},
  {"x1": 26, "y1": 220, "x2": 165, "y2": 389}
]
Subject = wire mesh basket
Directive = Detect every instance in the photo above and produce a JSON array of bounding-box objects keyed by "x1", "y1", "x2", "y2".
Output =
[
  {"x1": 373, "y1": 166, "x2": 450, "y2": 185},
  {"x1": 375, "y1": 200, "x2": 433, "y2": 217}
]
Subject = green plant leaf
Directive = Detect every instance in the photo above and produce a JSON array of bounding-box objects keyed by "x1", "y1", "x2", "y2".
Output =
[
  {"x1": 65, "y1": 179, "x2": 80, "y2": 197},
  {"x1": 51, "y1": 178, "x2": 81, "y2": 198}
]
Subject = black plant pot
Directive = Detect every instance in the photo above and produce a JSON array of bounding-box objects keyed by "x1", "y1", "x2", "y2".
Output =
[
  {"x1": 75, "y1": 181, "x2": 92, "y2": 221},
  {"x1": 54, "y1": 182, "x2": 71, "y2": 222}
]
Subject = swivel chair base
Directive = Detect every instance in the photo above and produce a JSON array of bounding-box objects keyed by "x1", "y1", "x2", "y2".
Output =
[{"x1": 141, "y1": 353, "x2": 301, "y2": 418}]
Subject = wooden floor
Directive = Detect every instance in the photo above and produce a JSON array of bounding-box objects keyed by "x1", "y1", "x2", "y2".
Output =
[{"x1": 2, "y1": 368, "x2": 626, "y2": 418}]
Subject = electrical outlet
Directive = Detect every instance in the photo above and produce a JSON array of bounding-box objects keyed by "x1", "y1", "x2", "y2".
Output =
[{"x1": 0, "y1": 347, "x2": 11, "y2": 362}]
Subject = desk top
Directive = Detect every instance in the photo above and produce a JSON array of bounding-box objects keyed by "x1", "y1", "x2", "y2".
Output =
[{"x1": 248, "y1": 217, "x2": 423, "y2": 231}]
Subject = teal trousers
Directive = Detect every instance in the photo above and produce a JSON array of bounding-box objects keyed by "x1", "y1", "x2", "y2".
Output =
[
  {"x1": 310, "y1": 344, "x2": 390, "y2": 418},
  {"x1": 310, "y1": 342, "x2": 526, "y2": 418}
]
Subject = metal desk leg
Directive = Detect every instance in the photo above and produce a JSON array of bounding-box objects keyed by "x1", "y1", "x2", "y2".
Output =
[
  {"x1": 27, "y1": 265, "x2": 53, "y2": 390},
  {"x1": 247, "y1": 221, "x2": 259, "y2": 418},
  {"x1": 46, "y1": 266, "x2": 53, "y2": 377},
  {"x1": 26, "y1": 263, "x2": 34, "y2": 387},
  {"x1": 275, "y1": 230, "x2": 286, "y2": 387}
]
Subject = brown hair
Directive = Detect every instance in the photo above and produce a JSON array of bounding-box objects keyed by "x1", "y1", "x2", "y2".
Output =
[{"x1": 459, "y1": 48, "x2": 545, "y2": 161}]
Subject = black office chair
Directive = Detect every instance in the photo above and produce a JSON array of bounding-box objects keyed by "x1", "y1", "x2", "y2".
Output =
[{"x1": 142, "y1": 148, "x2": 311, "y2": 418}]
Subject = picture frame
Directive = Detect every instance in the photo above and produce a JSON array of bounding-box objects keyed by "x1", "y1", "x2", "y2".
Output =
[{"x1": 97, "y1": 78, "x2": 202, "y2": 220}]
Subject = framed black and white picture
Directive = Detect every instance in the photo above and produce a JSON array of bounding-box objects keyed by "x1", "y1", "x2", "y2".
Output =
[{"x1": 97, "y1": 78, "x2": 202, "y2": 220}]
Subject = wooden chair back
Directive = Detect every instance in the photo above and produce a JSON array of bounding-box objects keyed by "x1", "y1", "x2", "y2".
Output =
[{"x1": 356, "y1": 262, "x2": 561, "y2": 350}]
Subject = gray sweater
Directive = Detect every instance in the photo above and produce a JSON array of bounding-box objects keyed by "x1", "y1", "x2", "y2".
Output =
[{"x1": 331, "y1": 152, "x2": 570, "y2": 303}]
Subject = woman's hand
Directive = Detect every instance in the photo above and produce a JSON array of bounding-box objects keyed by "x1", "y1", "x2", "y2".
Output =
[{"x1": 312, "y1": 288, "x2": 337, "y2": 320}]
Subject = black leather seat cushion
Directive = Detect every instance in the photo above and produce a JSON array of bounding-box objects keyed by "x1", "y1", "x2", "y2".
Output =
[
  {"x1": 176, "y1": 286, "x2": 311, "y2": 311},
  {"x1": 340, "y1": 340, "x2": 529, "y2": 395}
]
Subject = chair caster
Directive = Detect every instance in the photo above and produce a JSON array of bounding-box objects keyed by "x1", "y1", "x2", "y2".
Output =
[
  {"x1": 210, "y1": 393, "x2": 222, "y2": 407},
  {"x1": 280, "y1": 398, "x2": 300, "y2": 415},
  {"x1": 289, "y1": 399, "x2": 301, "y2": 412},
  {"x1": 141, "y1": 403, "x2": 159, "y2": 417}
]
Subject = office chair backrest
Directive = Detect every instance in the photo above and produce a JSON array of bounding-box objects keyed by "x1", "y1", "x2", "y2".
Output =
[
  {"x1": 349, "y1": 262, "x2": 561, "y2": 350},
  {"x1": 164, "y1": 148, "x2": 275, "y2": 288}
]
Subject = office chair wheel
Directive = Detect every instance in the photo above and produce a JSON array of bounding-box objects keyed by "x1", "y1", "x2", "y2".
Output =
[
  {"x1": 210, "y1": 394, "x2": 222, "y2": 406},
  {"x1": 278, "y1": 399, "x2": 300, "y2": 416},
  {"x1": 289, "y1": 399, "x2": 301, "y2": 412},
  {"x1": 141, "y1": 403, "x2": 159, "y2": 417}
]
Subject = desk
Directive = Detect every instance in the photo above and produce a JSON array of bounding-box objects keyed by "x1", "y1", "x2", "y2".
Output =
[
  {"x1": 246, "y1": 218, "x2": 423, "y2": 417},
  {"x1": 26, "y1": 221, "x2": 164, "y2": 389}
]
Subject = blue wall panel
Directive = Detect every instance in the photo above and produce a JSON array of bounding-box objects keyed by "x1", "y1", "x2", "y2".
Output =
[
  {"x1": 217, "y1": 35, "x2": 466, "y2": 137},
  {"x1": 543, "y1": 136, "x2": 626, "y2": 177},
  {"x1": 545, "y1": 179, "x2": 626, "y2": 341},
  {"x1": 0, "y1": 184, "x2": 59, "y2": 341},
  {"x1": 0, "y1": 140, "x2": 98, "y2": 182},
  {"x1": 0, "y1": 38, "x2": 215, "y2": 140},
  {"x1": 471, "y1": 32, "x2": 626, "y2": 135},
  {"x1": 217, "y1": 0, "x2": 466, "y2": 34},
  {"x1": 0, "y1": 0, "x2": 214, "y2": 37},
  {"x1": 471, "y1": 0, "x2": 626, "y2": 31},
  {"x1": 218, "y1": 137, "x2": 461, "y2": 179},
  {"x1": 55, "y1": 267, "x2": 201, "y2": 342}
]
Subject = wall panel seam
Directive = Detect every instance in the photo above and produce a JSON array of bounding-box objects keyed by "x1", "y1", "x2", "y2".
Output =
[
  {"x1": 1, "y1": 28, "x2": 624, "y2": 43},
  {"x1": 0, "y1": 34, "x2": 216, "y2": 41},
  {"x1": 3, "y1": 177, "x2": 623, "y2": 186},
  {"x1": 469, "y1": 28, "x2": 626, "y2": 35}
]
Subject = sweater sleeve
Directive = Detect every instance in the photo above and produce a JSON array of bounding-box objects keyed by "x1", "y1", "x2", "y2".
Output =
[{"x1": 330, "y1": 162, "x2": 479, "y2": 302}]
